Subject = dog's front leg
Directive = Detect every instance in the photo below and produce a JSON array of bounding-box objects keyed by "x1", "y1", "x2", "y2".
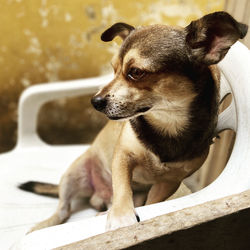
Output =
[
  {"x1": 145, "y1": 181, "x2": 180, "y2": 205},
  {"x1": 106, "y1": 150, "x2": 138, "y2": 231}
]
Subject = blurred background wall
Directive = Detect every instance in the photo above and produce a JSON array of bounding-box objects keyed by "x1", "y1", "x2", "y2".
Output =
[{"x1": 0, "y1": 0, "x2": 225, "y2": 153}]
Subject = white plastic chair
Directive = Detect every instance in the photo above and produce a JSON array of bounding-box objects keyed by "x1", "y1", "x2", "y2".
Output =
[{"x1": 0, "y1": 41, "x2": 249, "y2": 250}]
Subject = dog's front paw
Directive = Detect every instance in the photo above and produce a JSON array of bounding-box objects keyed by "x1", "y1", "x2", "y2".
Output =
[{"x1": 106, "y1": 207, "x2": 139, "y2": 231}]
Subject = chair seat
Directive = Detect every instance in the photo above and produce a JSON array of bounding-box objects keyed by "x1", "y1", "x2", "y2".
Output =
[{"x1": 0, "y1": 145, "x2": 98, "y2": 249}]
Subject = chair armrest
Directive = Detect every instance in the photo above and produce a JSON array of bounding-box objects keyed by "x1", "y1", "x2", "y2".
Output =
[{"x1": 16, "y1": 74, "x2": 113, "y2": 148}]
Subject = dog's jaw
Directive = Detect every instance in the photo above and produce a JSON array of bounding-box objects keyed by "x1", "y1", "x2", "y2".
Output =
[{"x1": 107, "y1": 106, "x2": 152, "y2": 121}]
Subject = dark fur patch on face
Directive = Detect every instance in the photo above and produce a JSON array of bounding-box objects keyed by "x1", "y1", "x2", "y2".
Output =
[
  {"x1": 120, "y1": 25, "x2": 191, "y2": 75},
  {"x1": 130, "y1": 67, "x2": 219, "y2": 162}
]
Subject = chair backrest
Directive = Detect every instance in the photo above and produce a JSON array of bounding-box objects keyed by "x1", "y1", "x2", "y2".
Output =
[{"x1": 215, "y1": 41, "x2": 250, "y2": 193}]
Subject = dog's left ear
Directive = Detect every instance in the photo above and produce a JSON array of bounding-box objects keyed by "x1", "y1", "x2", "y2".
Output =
[
  {"x1": 101, "y1": 22, "x2": 135, "y2": 42},
  {"x1": 185, "y1": 11, "x2": 248, "y2": 65}
]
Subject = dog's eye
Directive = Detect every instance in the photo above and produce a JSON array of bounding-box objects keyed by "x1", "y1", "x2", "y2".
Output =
[{"x1": 127, "y1": 67, "x2": 145, "y2": 81}]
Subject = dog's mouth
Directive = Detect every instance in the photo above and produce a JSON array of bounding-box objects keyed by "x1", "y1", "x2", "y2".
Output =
[
  {"x1": 108, "y1": 106, "x2": 151, "y2": 120},
  {"x1": 136, "y1": 107, "x2": 151, "y2": 113}
]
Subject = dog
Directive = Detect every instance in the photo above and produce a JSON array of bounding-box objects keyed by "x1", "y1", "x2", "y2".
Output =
[{"x1": 19, "y1": 11, "x2": 248, "y2": 232}]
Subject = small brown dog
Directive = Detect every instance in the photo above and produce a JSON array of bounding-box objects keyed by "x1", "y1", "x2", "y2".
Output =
[{"x1": 20, "y1": 11, "x2": 248, "y2": 231}]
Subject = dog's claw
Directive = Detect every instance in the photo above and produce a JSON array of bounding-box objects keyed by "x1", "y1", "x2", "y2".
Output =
[{"x1": 136, "y1": 214, "x2": 140, "y2": 222}]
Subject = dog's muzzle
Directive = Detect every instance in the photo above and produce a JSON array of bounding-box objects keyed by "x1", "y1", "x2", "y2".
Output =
[{"x1": 91, "y1": 95, "x2": 107, "y2": 111}]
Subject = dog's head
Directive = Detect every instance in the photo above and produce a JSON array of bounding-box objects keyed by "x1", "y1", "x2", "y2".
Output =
[{"x1": 91, "y1": 12, "x2": 248, "y2": 121}]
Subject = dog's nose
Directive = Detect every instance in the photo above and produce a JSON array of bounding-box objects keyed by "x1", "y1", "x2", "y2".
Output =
[{"x1": 91, "y1": 95, "x2": 107, "y2": 111}]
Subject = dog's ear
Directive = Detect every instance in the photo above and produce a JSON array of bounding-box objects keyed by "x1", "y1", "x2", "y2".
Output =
[
  {"x1": 101, "y1": 22, "x2": 135, "y2": 42},
  {"x1": 185, "y1": 11, "x2": 248, "y2": 65}
]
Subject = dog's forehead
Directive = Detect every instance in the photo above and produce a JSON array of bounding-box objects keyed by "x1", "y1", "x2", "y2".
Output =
[{"x1": 119, "y1": 25, "x2": 187, "y2": 72}]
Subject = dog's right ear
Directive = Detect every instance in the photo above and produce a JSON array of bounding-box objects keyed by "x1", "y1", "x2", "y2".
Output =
[{"x1": 101, "y1": 22, "x2": 135, "y2": 42}]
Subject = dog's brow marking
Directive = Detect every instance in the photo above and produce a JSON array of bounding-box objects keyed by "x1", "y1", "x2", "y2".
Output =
[
  {"x1": 111, "y1": 84, "x2": 129, "y2": 98},
  {"x1": 123, "y1": 48, "x2": 151, "y2": 73}
]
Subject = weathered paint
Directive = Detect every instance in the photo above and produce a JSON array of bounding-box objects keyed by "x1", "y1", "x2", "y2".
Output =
[{"x1": 0, "y1": 0, "x2": 224, "y2": 152}]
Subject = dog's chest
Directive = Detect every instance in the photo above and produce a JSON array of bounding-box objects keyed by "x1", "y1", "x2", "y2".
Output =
[{"x1": 132, "y1": 153, "x2": 190, "y2": 184}]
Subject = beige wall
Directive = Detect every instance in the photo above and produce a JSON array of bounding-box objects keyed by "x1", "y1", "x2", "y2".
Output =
[
  {"x1": 0, "y1": 0, "x2": 224, "y2": 152},
  {"x1": 225, "y1": 0, "x2": 250, "y2": 48}
]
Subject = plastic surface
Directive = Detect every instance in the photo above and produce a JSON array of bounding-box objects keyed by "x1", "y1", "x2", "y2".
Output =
[{"x1": 0, "y1": 42, "x2": 250, "y2": 249}]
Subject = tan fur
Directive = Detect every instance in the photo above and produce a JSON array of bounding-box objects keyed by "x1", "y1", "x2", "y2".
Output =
[
  {"x1": 209, "y1": 64, "x2": 221, "y2": 90},
  {"x1": 145, "y1": 74, "x2": 197, "y2": 136},
  {"x1": 111, "y1": 53, "x2": 120, "y2": 73},
  {"x1": 123, "y1": 49, "x2": 152, "y2": 72},
  {"x1": 34, "y1": 183, "x2": 59, "y2": 196}
]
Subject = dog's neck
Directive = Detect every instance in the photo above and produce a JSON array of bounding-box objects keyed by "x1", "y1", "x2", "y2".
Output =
[
  {"x1": 130, "y1": 67, "x2": 219, "y2": 163},
  {"x1": 130, "y1": 115, "x2": 189, "y2": 162},
  {"x1": 143, "y1": 107, "x2": 190, "y2": 137},
  {"x1": 130, "y1": 113, "x2": 209, "y2": 163}
]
